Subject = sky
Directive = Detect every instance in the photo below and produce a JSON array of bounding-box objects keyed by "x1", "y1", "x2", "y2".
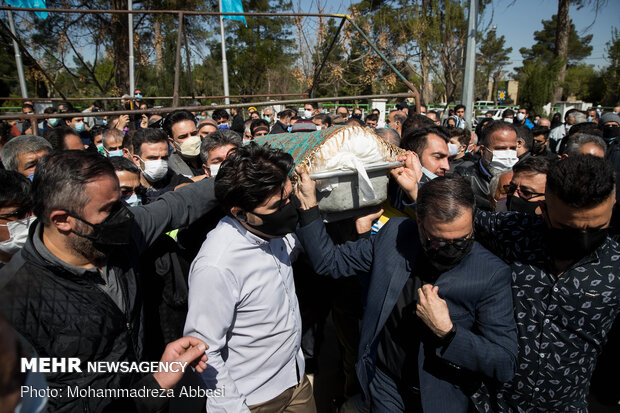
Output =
[{"x1": 299, "y1": 0, "x2": 620, "y2": 74}]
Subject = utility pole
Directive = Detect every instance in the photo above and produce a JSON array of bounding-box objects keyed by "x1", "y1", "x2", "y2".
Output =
[
  {"x1": 7, "y1": 10, "x2": 28, "y2": 98},
  {"x1": 219, "y1": 0, "x2": 231, "y2": 105},
  {"x1": 128, "y1": 0, "x2": 135, "y2": 97},
  {"x1": 461, "y1": 0, "x2": 477, "y2": 129}
]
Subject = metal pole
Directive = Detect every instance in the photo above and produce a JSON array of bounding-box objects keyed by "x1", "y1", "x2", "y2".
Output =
[
  {"x1": 461, "y1": 0, "x2": 477, "y2": 130},
  {"x1": 219, "y1": 0, "x2": 231, "y2": 105},
  {"x1": 128, "y1": 0, "x2": 135, "y2": 97},
  {"x1": 172, "y1": 12, "x2": 184, "y2": 107},
  {"x1": 7, "y1": 10, "x2": 28, "y2": 98}
]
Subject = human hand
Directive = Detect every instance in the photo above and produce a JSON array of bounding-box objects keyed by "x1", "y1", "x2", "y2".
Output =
[
  {"x1": 389, "y1": 151, "x2": 422, "y2": 202},
  {"x1": 355, "y1": 207, "x2": 384, "y2": 234},
  {"x1": 116, "y1": 114, "x2": 130, "y2": 130},
  {"x1": 153, "y1": 336, "x2": 208, "y2": 390},
  {"x1": 294, "y1": 165, "x2": 318, "y2": 210},
  {"x1": 416, "y1": 284, "x2": 453, "y2": 338}
]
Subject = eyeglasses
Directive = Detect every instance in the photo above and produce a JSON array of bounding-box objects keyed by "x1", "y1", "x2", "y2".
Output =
[
  {"x1": 503, "y1": 183, "x2": 545, "y2": 200},
  {"x1": 420, "y1": 223, "x2": 474, "y2": 250}
]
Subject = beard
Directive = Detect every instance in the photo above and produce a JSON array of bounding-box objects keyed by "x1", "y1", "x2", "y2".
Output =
[{"x1": 67, "y1": 220, "x2": 107, "y2": 263}]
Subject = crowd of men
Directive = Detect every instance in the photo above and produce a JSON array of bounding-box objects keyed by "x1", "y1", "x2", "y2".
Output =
[{"x1": 0, "y1": 94, "x2": 619, "y2": 413}]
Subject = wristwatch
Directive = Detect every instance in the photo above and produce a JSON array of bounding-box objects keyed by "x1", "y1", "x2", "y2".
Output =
[{"x1": 438, "y1": 324, "x2": 457, "y2": 346}]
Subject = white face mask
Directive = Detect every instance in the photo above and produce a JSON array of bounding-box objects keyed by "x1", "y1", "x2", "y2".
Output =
[
  {"x1": 488, "y1": 149, "x2": 518, "y2": 173},
  {"x1": 209, "y1": 163, "x2": 221, "y2": 177},
  {"x1": 140, "y1": 158, "x2": 168, "y2": 182},
  {"x1": 242, "y1": 138, "x2": 251, "y2": 145},
  {"x1": 447, "y1": 143, "x2": 460, "y2": 157},
  {"x1": 176, "y1": 135, "x2": 201, "y2": 157},
  {"x1": 303, "y1": 109, "x2": 313, "y2": 119},
  {"x1": 516, "y1": 113, "x2": 526, "y2": 121},
  {"x1": 124, "y1": 193, "x2": 142, "y2": 207},
  {"x1": 0, "y1": 217, "x2": 32, "y2": 257},
  {"x1": 421, "y1": 166, "x2": 438, "y2": 181},
  {"x1": 316, "y1": 125, "x2": 322, "y2": 131},
  {"x1": 503, "y1": 117, "x2": 513, "y2": 124}
]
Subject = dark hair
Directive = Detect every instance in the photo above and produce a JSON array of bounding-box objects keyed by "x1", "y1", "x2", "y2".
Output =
[
  {"x1": 42, "y1": 126, "x2": 79, "y2": 151},
  {"x1": 132, "y1": 128, "x2": 169, "y2": 157},
  {"x1": 89, "y1": 125, "x2": 107, "y2": 143},
  {"x1": 162, "y1": 110, "x2": 195, "y2": 137},
  {"x1": 519, "y1": 107, "x2": 529, "y2": 115},
  {"x1": 312, "y1": 114, "x2": 332, "y2": 127},
  {"x1": 479, "y1": 120, "x2": 516, "y2": 147},
  {"x1": 531, "y1": 126, "x2": 550, "y2": 139},
  {"x1": 215, "y1": 143, "x2": 294, "y2": 213},
  {"x1": 502, "y1": 109, "x2": 515, "y2": 118},
  {"x1": 401, "y1": 126, "x2": 449, "y2": 155},
  {"x1": 512, "y1": 156, "x2": 550, "y2": 176},
  {"x1": 22, "y1": 103, "x2": 34, "y2": 111},
  {"x1": 448, "y1": 127, "x2": 470, "y2": 147},
  {"x1": 32, "y1": 151, "x2": 116, "y2": 225},
  {"x1": 336, "y1": 106, "x2": 349, "y2": 114},
  {"x1": 567, "y1": 122, "x2": 602, "y2": 138},
  {"x1": 345, "y1": 117, "x2": 365, "y2": 127},
  {"x1": 109, "y1": 156, "x2": 140, "y2": 174},
  {"x1": 43, "y1": 107, "x2": 56, "y2": 115},
  {"x1": 454, "y1": 104, "x2": 465, "y2": 112},
  {"x1": 365, "y1": 114, "x2": 379, "y2": 123},
  {"x1": 212, "y1": 109, "x2": 230, "y2": 122},
  {"x1": 475, "y1": 117, "x2": 494, "y2": 139},
  {"x1": 417, "y1": 175, "x2": 475, "y2": 222},
  {"x1": 564, "y1": 133, "x2": 607, "y2": 156},
  {"x1": 390, "y1": 111, "x2": 407, "y2": 125},
  {"x1": 57, "y1": 101, "x2": 74, "y2": 112},
  {"x1": 0, "y1": 170, "x2": 31, "y2": 210},
  {"x1": 305, "y1": 102, "x2": 318, "y2": 110},
  {"x1": 546, "y1": 155, "x2": 615, "y2": 208},
  {"x1": 401, "y1": 114, "x2": 435, "y2": 137},
  {"x1": 250, "y1": 119, "x2": 270, "y2": 135},
  {"x1": 63, "y1": 111, "x2": 83, "y2": 122},
  {"x1": 514, "y1": 124, "x2": 533, "y2": 151},
  {"x1": 200, "y1": 129, "x2": 242, "y2": 164},
  {"x1": 278, "y1": 109, "x2": 294, "y2": 119}
]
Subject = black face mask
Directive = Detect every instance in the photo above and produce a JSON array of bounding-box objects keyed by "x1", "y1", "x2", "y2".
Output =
[
  {"x1": 507, "y1": 195, "x2": 540, "y2": 215},
  {"x1": 542, "y1": 204, "x2": 608, "y2": 261},
  {"x1": 68, "y1": 202, "x2": 134, "y2": 249},
  {"x1": 421, "y1": 237, "x2": 474, "y2": 273},
  {"x1": 602, "y1": 125, "x2": 620, "y2": 144},
  {"x1": 531, "y1": 140, "x2": 546, "y2": 155},
  {"x1": 245, "y1": 201, "x2": 298, "y2": 238}
]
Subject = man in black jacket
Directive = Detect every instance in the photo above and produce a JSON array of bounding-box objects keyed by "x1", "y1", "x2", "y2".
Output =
[
  {"x1": 269, "y1": 109, "x2": 294, "y2": 134},
  {"x1": 0, "y1": 150, "x2": 218, "y2": 412}
]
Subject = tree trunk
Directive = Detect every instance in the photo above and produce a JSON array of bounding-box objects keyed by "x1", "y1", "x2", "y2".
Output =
[
  {"x1": 553, "y1": 0, "x2": 570, "y2": 103},
  {"x1": 111, "y1": 0, "x2": 129, "y2": 93},
  {"x1": 154, "y1": 19, "x2": 163, "y2": 73},
  {"x1": 420, "y1": 53, "x2": 431, "y2": 105}
]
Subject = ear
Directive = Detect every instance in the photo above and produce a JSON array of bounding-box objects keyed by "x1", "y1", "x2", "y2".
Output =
[
  {"x1": 203, "y1": 164, "x2": 211, "y2": 178},
  {"x1": 132, "y1": 154, "x2": 141, "y2": 167},
  {"x1": 516, "y1": 138, "x2": 525, "y2": 148},
  {"x1": 122, "y1": 148, "x2": 132, "y2": 159},
  {"x1": 49, "y1": 210, "x2": 73, "y2": 233},
  {"x1": 230, "y1": 207, "x2": 243, "y2": 220}
]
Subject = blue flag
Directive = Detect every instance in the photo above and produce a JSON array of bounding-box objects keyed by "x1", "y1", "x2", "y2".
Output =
[
  {"x1": 5, "y1": 0, "x2": 48, "y2": 19},
  {"x1": 221, "y1": 0, "x2": 246, "y2": 26}
]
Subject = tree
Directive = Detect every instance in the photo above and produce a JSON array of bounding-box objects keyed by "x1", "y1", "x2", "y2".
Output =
[
  {"x1": 476, "y1": 29, "x2": 511, "y2": 104},
  {"x1": 519, "y1": 59, "x2": 562, "y2": 115},
  {"x1": 601, "y1": 28, "x2": 620, "y2": 105}
]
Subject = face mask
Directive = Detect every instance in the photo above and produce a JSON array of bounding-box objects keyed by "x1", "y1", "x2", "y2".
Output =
[
  {"x1": 123, "y1": 193, "x2": 142, "y2": 207},
  {"x1": 303, "y1": 110, "x2": 313, "y2": 119},
  {"x1": 96, "y1": 144, "x2": 105, "y2": 155},
  {"x1": 316, "y1": 125, "x2": 322, "y2": 131},
  {"x1": 176, "y1": 135, "x2": 201, "y2": 157},
  {"x1": 587, "y1": 116, "x2": 593, "y2": 122},
  {"x1": 102, "y1": 119, "x2": 108, "y2": 126},
  {"x1": 494, "y1": 197, "x2": 508, "y2": 212},
  {"x1": 242, "y1": 138, "x2": 251, "y2": 145},
  {"x1": 217, "y1": 123, "x2": 229, "y2": 130},
  {"x1": 0, "y1": 217, "x2": 32, "y2": 257},
  {"x1": 74, "y1": 122, "x2": 85, "y2": 132},
  {"x1": 421, "y1": 166, "x2": 438, "y2": 181},
  {"x1": 135, "y1": 93, "x2": 143, "y2": 98},
  {"x1": 209, "y1": 163, "x2": 221, "y2": 177},
  {"x1": 263, "y1": 116, "x2": 271, "y2": 123},
  {"x1": 503, "y1": 118, "x2": 513, "y2": 124},
  {"x1": 531, "y1": 140, "x2": 546, "y2": 155},
  {"x1": 447, "y1": 143, "x2": 460, "y2": 157},
  {"x1": 68, "y1": 202, "x2": 134, "y2": 250},
  {"x1": 516, "y1": 113, "x2": 526, "y2": 121},
  {"x1": 507, "y1": 195, "x2": 539, "y2": 215},
  {"x1": 421, "y1": 236, "x2": 474, "y2": 273},
  {"x1": 106, "y1": 149, "x2": 123, "y2": 158},
  {"x1": 243, "y1": 201, "x2": 298, "y2": 238},
  {"x1": 488, "y1": 149, "x2": 518, "y2": 172},
  {"x1": 602, "y1": 125, "x2": 620, "y2": 143},
  {"x1": 141, "y1": 158, "x2": 168, "y2": 182},
  {"x1": 48, "y1": 118, "x2": 60, "y2": 126},
  {"x1": 287, "y1": 126, "x2": 292, "y2": 133}
]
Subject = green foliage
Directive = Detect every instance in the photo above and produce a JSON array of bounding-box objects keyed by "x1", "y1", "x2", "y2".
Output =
[
  {"x1": 600, "y1": 28, "x2": 620, "y2": 105},
  {"x1": 519, "y1": 59, "x2": 562, "y2": 115},
  {"x1": 476, "y1": 29, "x2": 511, "y2": 101}
]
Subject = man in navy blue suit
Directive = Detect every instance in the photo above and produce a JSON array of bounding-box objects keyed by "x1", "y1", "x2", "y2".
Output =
[{"x1": 294, "y1": 158, "x2": 517, "y2": 413}]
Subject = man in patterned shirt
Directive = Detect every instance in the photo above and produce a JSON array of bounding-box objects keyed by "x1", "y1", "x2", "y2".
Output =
[{"x1": 473, "y1": 155, "x2": 620, "y2": 412}]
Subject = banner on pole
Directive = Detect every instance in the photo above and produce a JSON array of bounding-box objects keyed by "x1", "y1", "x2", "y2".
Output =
[
  {"x1": 5, "y1": 0, "x2": 48, "y2": 19},
  {"x1": 221, "y1": 0, "x2": 247, "y2": 26}
]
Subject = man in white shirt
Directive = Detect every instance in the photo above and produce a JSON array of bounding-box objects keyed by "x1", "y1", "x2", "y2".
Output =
[{"x1": 184, "y1": 143, "x2": 316, "y2": 413}]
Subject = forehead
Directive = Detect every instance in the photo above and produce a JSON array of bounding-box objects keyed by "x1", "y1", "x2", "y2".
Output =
[
  {"x1": 421, "y1": 209, "x2": 472, "y2": 237},
  {"x1": 141, "y1": 141, "x2": 169, "y2": 154},
  {"x1": 545, "y1": 192, "x2": 613, "y2": 228},
  {"x1": 171, "y1": 120, "x2": 196, "y2": 137},
  {"x1": 424, "y1": 134, "x2": 449, "y2": 153},
  {"x1": 259, "y1": 179, "x2": 292, "y2": 206},
  {"x1": 207, "y1": 144, "x2": 235, "y2": 159},
  {"x1": 513, "y1": 170, "x2": 546, "y2": 186},
  {"x1": 116, "y1": 170, "x2": 140, "y2": 186},
  {"x1": 489, "y1": 128, "x2": 517, "y2": 145}
]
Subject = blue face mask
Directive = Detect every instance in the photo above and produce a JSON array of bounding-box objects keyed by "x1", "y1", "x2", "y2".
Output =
[
  {"x1": 421, "y1": 166, "x2": 439, "y2": 181},
  {"x1": 124, "y1": 193, "x2": 142, "y2": 207},
  {"x1": 287, "y1": 126, "x2": 292, "y2": 133},
  {"x1": 217, "y1": 123, "x2": 229, "y2": 130},
  {"x1": 27, "y1": 174, "x2": 34, "y2": 181},
  {"x1": 107, "y1": 149, "x2": 124, "y2": 157},
  {"x1": 102, "y1": 119, "x2": 108, "y2": 126},
  {"x1": 74, "y1": 122, "x2": 85, "y2": 132}
]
